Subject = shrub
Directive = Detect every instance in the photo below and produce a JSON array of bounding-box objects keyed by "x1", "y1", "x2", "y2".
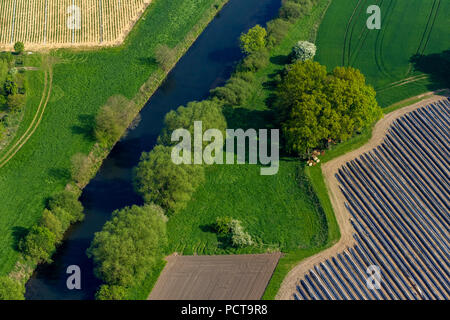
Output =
[
  {"x1": 239, "y1": 49, "x2": 270, "y2": 72},
  {"x1": 48, "y1": 190, "x2": 84, "y2": 223},
  {"x1": 210, "y1": 76, "x2": 254, "y2": 106},
  {"x1": 266, "y1": 19, "x2": 291, "y2": 46},
  {"x1": 94, "y1": 95, "x2": 136, "y2": 147},
  {"x1": 96, "y1": 285, "x2": 127, "y2": 300},
  {"x1": 215, "y1": 216, "x2": 233, "y2": 236},
  {"x1": 40, "y1": 209, "x2": 64, "y2": 242},
  {"x1": 71, "y1": 153, "x2": 96, "y2": 187},
  {"x1": 0, "y1": 277, "x2": 25, "y2": 300},
  {"x1": 230, "y1": 220, "x2": 254, "y2": 248},
  {"x1": 134, "y1": 145, "x2": 204, "y2": 214},
  {"x1": 87, "y1": 204, "x2": 167, "y2": 287},
  {"x1": 154, "y1": 44, "x2": 177, "y2": 71},
  {"x1": 279, "y1": 1, "x2": 303, "y2": 21},
  {"x1": 158, "y1": 100, "x2": 227, "y2": 147},
  {"x1": 14, "y1": 42, "x2": 24, "y2": 54},
  {"x1": 19, "y1": 226, "x2": 56, "y2": 263},
  {"x1": 214, "y1": 217, "x2": 254, "y2": 248},
  {"x1": 291, "y1": 41, "x2": 317, "y2": 62},
  {"x1": 240, "y1": 25, "x2": 267, "y2": 55},
  {"x1": 7, "y1": 94, "x2": 26, "y2": 111}
]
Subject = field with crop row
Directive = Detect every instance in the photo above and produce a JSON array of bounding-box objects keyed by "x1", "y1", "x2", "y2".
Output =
[{"x1": 0, "y1": 0, "x2": 150, "y2": 49}]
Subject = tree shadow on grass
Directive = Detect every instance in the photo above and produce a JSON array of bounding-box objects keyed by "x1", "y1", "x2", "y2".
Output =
[
  {"x1": 410, "y1": 49, "x2": 450, "y2": 90},
  {"x1": 223, "y1": 105, "x2": 275, "y2": 130},
  {"x1": 270, "y1": 54, "x2": 290, "y2": 66},
  {"x1": 71, "y1": 114, "x2": 95, "y2": 141},
  {"x1": 48, "y1": 167, "x2": 71, "y2": 181},
  {"x1": 11, "y1": 226, "x2": 28, "y2": 250}
]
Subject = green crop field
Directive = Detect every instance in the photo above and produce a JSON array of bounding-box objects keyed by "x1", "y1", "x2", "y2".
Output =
[
  {"x1": 0, "y1": 0, "x2": 225, "y2": 276},
  {"x1": 315, "y1": 0, "x2": 450, "y2": 107}
]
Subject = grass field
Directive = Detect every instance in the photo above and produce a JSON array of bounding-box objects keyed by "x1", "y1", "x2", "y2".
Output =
[
  {"x1": 315, "y1": 0, "x2": 450, "y2": 107},
  {"x1": 163, "y1": 0, "x2": 341, "y2": 300},
  {"x1": 0, "y1": 0, "x2": 226, "y2": 276}
]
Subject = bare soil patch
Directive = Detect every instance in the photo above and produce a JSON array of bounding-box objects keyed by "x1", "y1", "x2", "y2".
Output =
[{"x1": 149, "y1": 253, "x2": 282, "y2": 300}]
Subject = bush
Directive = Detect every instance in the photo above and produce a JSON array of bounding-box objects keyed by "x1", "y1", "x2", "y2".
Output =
[
  {"x1": 94, "y1": 95, "x2": 136, "y2": 147},
  {"x1": 40, "y1": 209, "x2": 64, "y2": 242},
  {"x1": 96, "y1": 285, "x2": 127, "y2": 300},
  {"x1": 239, "y1": 49, "x2": 270, "y2": 72},
  {"x1": 154, "y1": 44, "x2": 177, "y2": 71},
  {"x1": 71, "y1": 153, "x2": 96, "y2": 187},
  {"x1": 14, "y1": 42, "x2": 24, "y2": 54},
  {"x1": 214, "y1": 217, "x2": 254, "y2": 248},
  {"x1": 19, "y1": 226, "x2": 56, "y2": 263},
  {"x1": 210, "y1": 76, "x2": 255, "y2": 106},
  {"x1": 279, "y1": 1, "x2": 303, "y2": 21},
  {"x1": 0, "y1": 277, "x2": 25, "y2": 300},
  {"x1": 158, "y1": 99, "x2": 227, "y2": 147},
  {"x1": 230, "y1": 220, "x2": 254, "y2": 248},
  {"x1": 134, "y1": 145, "x2": 205, "y2": 214},
  {"x1": 7, "y1": 94, "x2": 26, "y2": 111},
  {"x1": 291, "y1": 41, "x2": 317, "y2": 62},
  {"x1": 266, "y1": 19, "x2": 291, "y2": 46},
  {"x1": 240, "y1": 25, "x2": 267, "y2": 55},
  {"x1": 48, "y1": 190, "x2": 84, "y2": 223},
  {"x1": 87, "y1": 205, "x2": 167, "y2": 287},
  {"x1": 215, "y1": 216, "x2": 233, "y2": 236}
]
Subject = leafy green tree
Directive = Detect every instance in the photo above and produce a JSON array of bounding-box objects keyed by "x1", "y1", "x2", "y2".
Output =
[
  {"x1": 48, "y1": 190, "x2": 84, "y2": 223},
  {"x1": 154, "y1": 44, "x2": 176, "y2": 71},
  {"x1": 4, "y1": 78, "x2": 18, "y2": 95},
  {"x1": 276, "y1": 60, "x2": 327, "y2": 122},
  {"x1": 71, "y1": 153, "x2": 95, "y2": 187},
  {"x1": 158, "y1": 100, "x2": 227, "y2": 146},
  {"x1": 276, "y1": 61, "x2": 382, "y2": 157},
  {"x1": 266, "y1": 19, "x2": 291, "y2": 46},
  {"x1": 279, "y1": 1, "x2": 303, "y2": 21},
  {"x1": 134, "y1": 145, "x2": 204, "y2": 214},
  {"x1": 7, "y1": 94, "x2": 25, "y2": 111},
  {"x1": 87, "y1": 204, "x2": 167, "y2": 287},
  {"x1": 19, "y1": 226, "x2": 56, "y2": 263},
  {"x1": 240, "y1": 25, "x2": 267, "y2": 55},
  {"x1": 94, "y1": 95, "x2": 136, "y2": 147},
  {"x1": 0, "y1": 277, "x2": 25, "y2": 300},
  {"x1": 40, "y1": 209, "x2": 64, "y2": 242},
  {"x1": 14, "y1": 42, "x2": 24, "y2": 55},
  {"x1": 96, "y1": 285, "x2": 127, "y2": 300}
]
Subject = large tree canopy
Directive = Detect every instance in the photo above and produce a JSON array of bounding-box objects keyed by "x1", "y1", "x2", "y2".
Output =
[
  {"x1": 87, "y1": 204, "x2": 167, "y2": 287},
  {"x1": 133, "y1": 145, "x2": 204, "y2": 214},
  {"x1": 276, "y1": 60, "x2": 382, "y2": 157}
]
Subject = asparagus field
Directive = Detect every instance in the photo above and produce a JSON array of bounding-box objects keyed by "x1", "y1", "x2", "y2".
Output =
[{"x1": 0, "y1": 0, "x2": 151, "y2": 49}]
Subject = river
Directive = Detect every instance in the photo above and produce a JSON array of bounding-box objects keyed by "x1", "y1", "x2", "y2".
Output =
[{"x1": 25, "y1": 0, "x2": 281, "y2": 300}]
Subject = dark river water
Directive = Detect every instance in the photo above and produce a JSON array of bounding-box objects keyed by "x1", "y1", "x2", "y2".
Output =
[{"x1": 25, "y1": 0, "x2": 281, "y2": 300}]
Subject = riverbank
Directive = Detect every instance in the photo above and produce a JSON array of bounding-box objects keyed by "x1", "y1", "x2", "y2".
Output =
[{"x1": 1, "y1": 0, "x2": 229, "y2": 291}]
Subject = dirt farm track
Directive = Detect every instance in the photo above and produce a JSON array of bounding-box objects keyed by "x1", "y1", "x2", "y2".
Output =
[{"x1": 0, "y1": 0, "x2": 151, "y2": 50}]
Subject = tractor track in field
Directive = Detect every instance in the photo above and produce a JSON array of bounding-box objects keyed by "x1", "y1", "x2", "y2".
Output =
[
  {"x1": 0, "y1": 64, "x2": 53, "y2": 169},
  {"x1": 376, "y1": 74, "x2": 430, "y2": 92},
  {"x1": 407, "y1": 0, "x2": 440, "y2": 76},
  {"x1": 374, "y1": 0, "x2": 395, "y2": 79},
  {"x1": 342, "y1": 0, "x2": 363, "y2": 66}
]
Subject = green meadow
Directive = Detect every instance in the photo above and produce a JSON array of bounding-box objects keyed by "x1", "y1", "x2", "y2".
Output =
[
  {"x1": 315, "y1": 0, "x2": 450, "y2": 107},
  {"x1": 0, "y1": 0, "x2": 225, "y2": 276}
]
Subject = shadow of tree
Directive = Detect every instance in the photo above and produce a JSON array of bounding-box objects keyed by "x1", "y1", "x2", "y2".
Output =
[
  {"x1": 410, "y1": 49, "x2": 450, "y2": 89},
  {"x1": 71, "y1": 114, "x2": 95, "y2": 141},
  {"x1": 11, "y1": 226, "x2": 28, "y2": 250}
]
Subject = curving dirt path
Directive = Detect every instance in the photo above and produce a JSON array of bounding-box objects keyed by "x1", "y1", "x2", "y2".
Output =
[
  {"x1": 0, "y1": 64, "x2": 53, "y2": 169},
  {"x1": 275, "y1": 90, "x2": 450, "y2": 300}
]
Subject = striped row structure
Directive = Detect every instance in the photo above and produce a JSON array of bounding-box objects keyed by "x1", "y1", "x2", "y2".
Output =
[
  {"x1": 295, "y1": 99, "x2": 450, "y2": 300},
  {"x1": 0, "y1": 0, "x2": 150, "y2": 48}
]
